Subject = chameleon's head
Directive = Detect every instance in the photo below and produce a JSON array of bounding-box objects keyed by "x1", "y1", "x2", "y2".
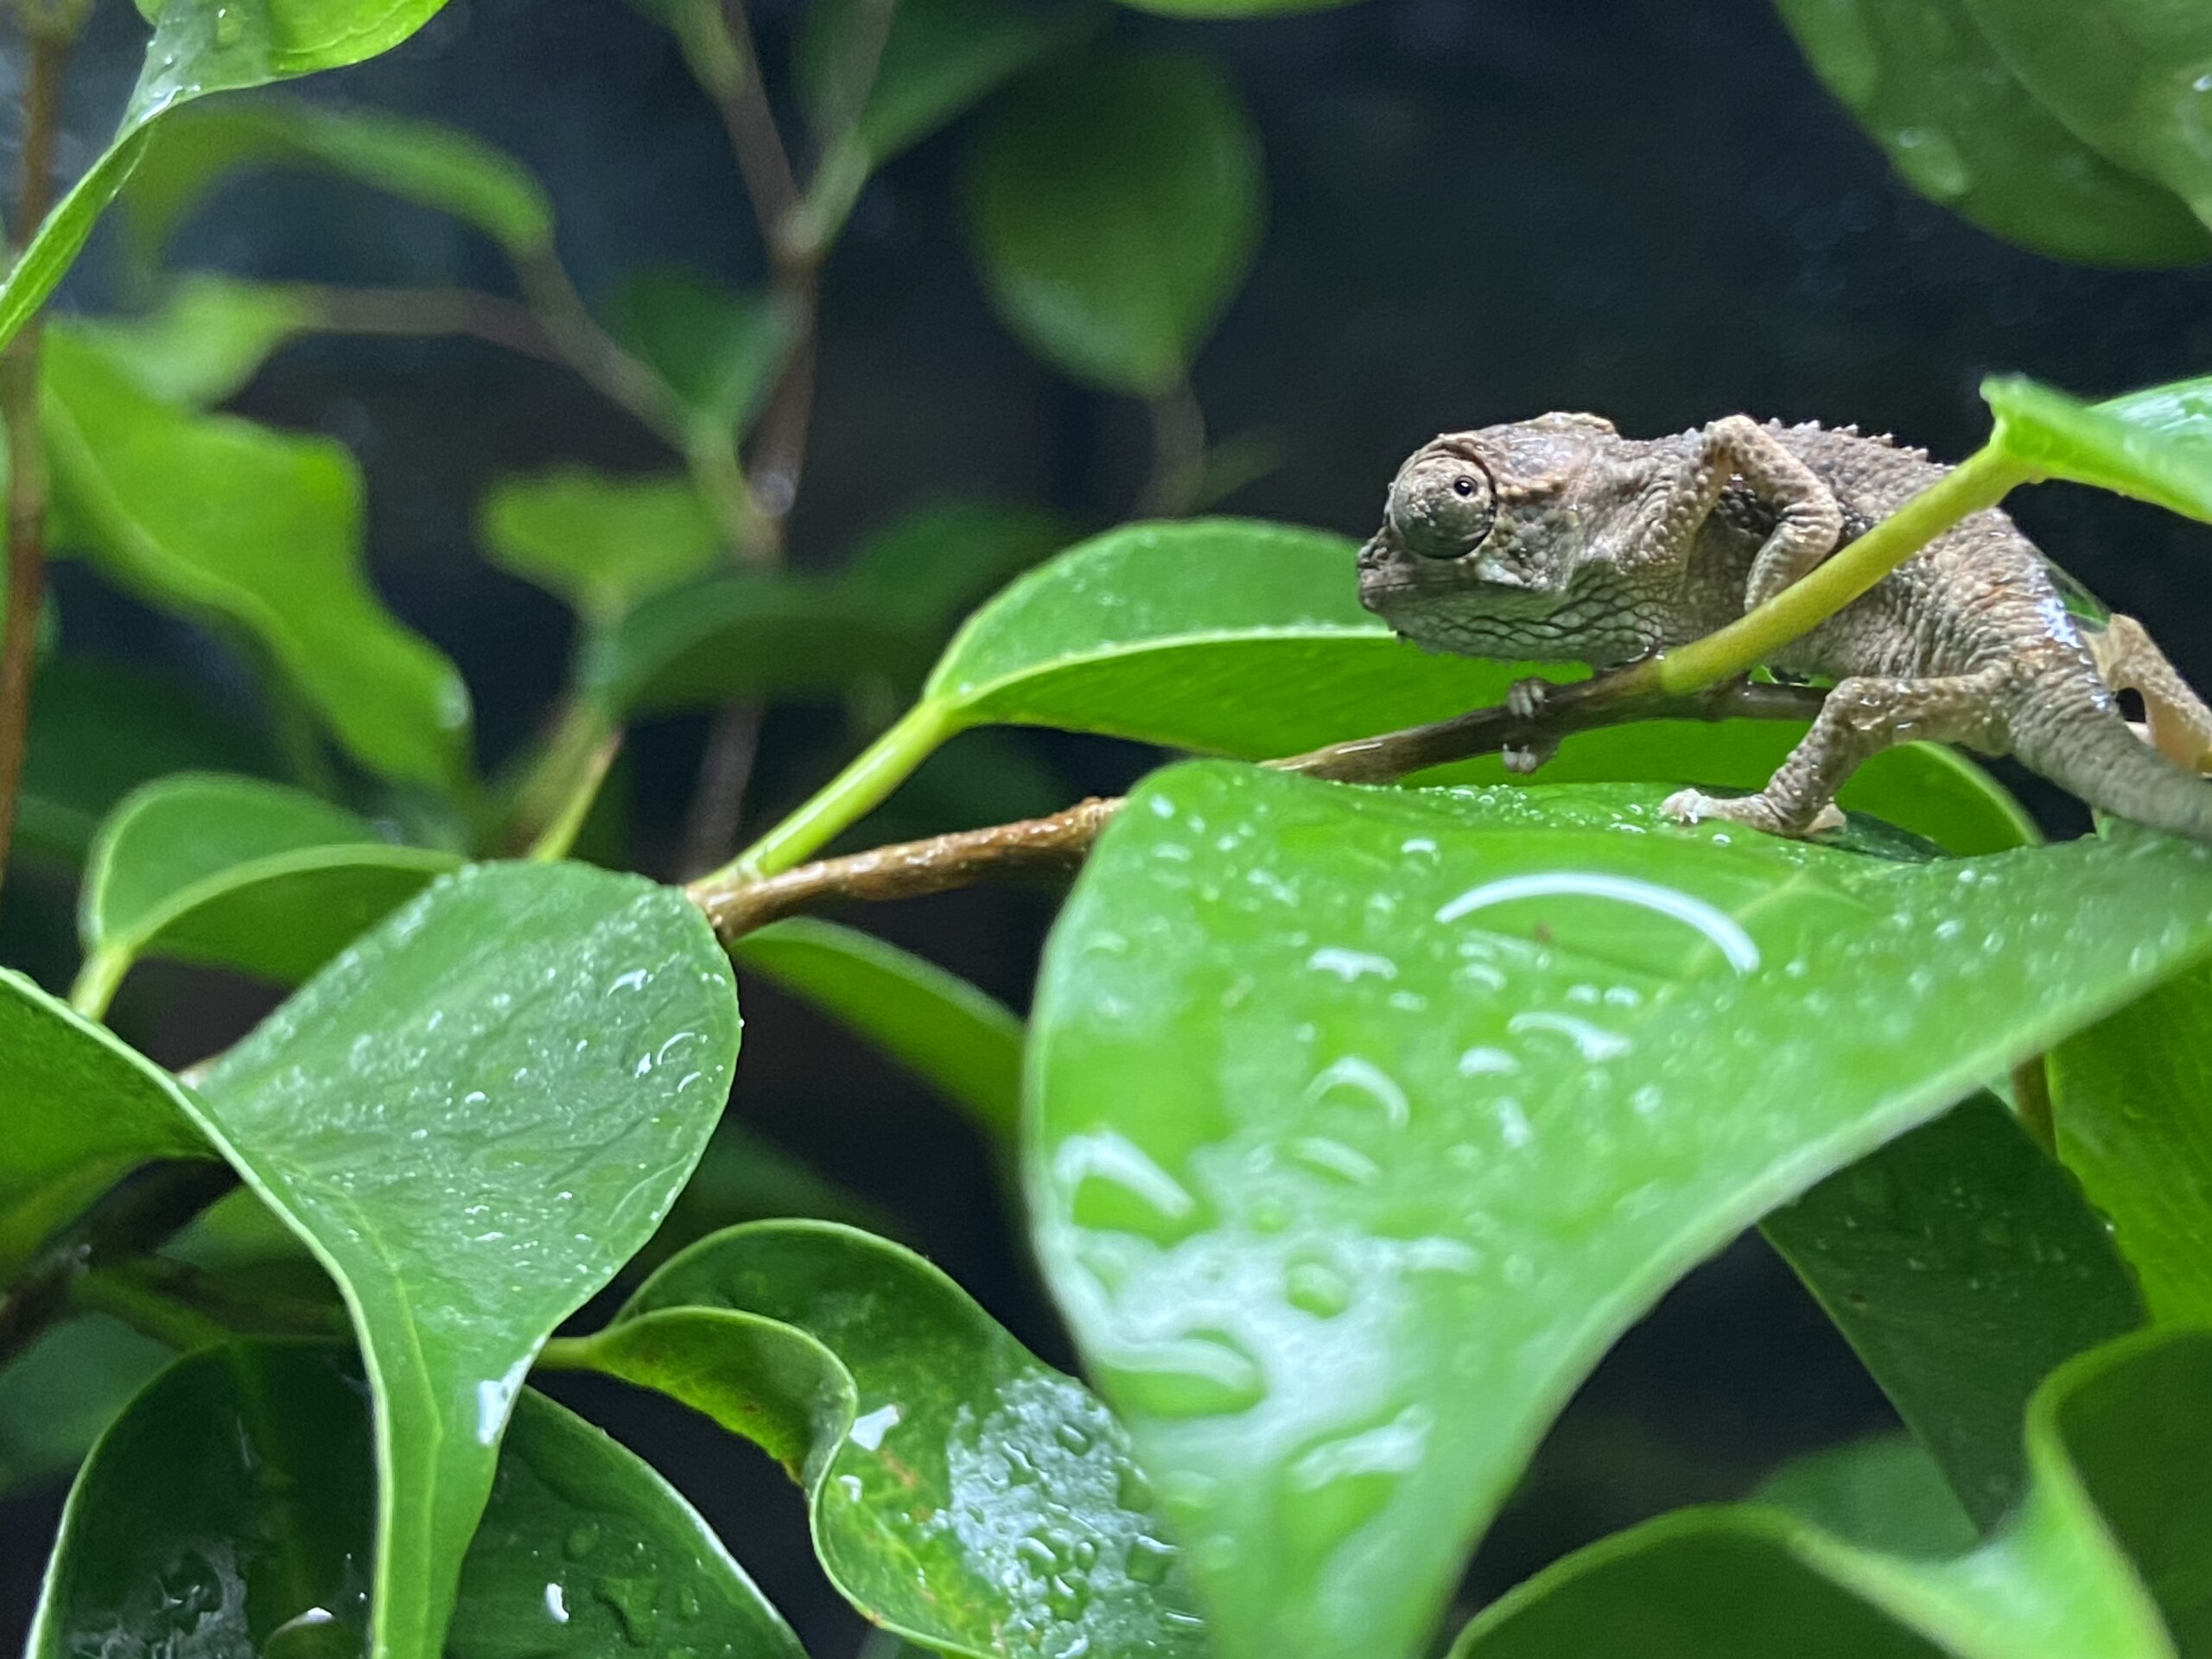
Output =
[{"x1": 1357, "y1": 414, "x2": 1617, "y2": 652}]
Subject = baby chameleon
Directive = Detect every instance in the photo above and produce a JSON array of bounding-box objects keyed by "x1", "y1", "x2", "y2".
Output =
[{"x1": 1357, "y1": 412, "x2": 2212, "y2": 839}]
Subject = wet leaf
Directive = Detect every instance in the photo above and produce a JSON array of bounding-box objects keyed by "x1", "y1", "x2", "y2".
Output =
[
  {"x1": 73, "y1": 773, "x2": 460, "y2": 1011},
  {"x1": 961, "y1": 48, "x2": 1263, "y2": 394},
  {"x1": 0, "y1": 0, "x2": 456, "y2": 354},
  {"x1": 44, "y1": 329, "x2": 474, "y2": 790},
  {"x1": 573, "y1": 1219, "x2": 1211, "y2": 1657},
  {"x1": 1028, "y1": 762, "x2": 2212, "y2": 1659},
  {"x1": 29, "y1": 1341, "x2": 810, "y2": 1659},
  {"x1": 1985, "y1": 373, "x2": 2212, "y2": 525},
  {"x1": 2050, "y1": 958, "x2": 2212, "y2": 1325},
  {"x1": 734, "y1": 918, "x2": 1024, "y2": 1138},
  {"x1": 1447, "y1": 1328, "x2": 2202, "y2": 1659},
  {"x1": 1957, "y1": 0, "x2": 2212, "y2": 236},
  {"x1": 480, "y1": 469, "x2": 725, "y2": 631},
  {"x1": 798, "y1": 0, "x2": 1095, "y2": 164},
  {"x1": 1771, "y1": 0, "x2": 2212, "y2": 266},
  {"x1": 1764, "y1": 1095, "x2": 2145, "y2": 1525},
  {"x1": 193, "y1": 863, "x2": 741, "y2": 1659},
  {"x1": 119, "y1": 99, "x2": 553, "y2": 266},
  {"x1": 67, "y1": 276, "x2": 319, "y2": 405},
  {"x1": 0, "y1": 972, "x2": 212, "y2": 1284}
]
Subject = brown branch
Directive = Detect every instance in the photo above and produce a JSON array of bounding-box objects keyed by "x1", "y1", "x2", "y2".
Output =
[
  {"x1": 291, "y1": 283, "x2": 566, "y2": 362},
  {"x1": 0, "y1": 30, "x2": 67, "y2": 917},
  {"x1": 688, "y1": 675, "x2": 1831, "y2": 939},
  {"x1": 1137, "y1": 378, "x2": 1207, "y2": 518}
]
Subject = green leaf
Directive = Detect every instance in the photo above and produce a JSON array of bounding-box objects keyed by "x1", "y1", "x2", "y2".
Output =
[
  {"x1": 1110, "y1": 0, "x2": 1389, "y2": 11},
  {"x1": 1956, "y1": 0, "x2": 2212, "y2": 233},
  {"x1": 2051, "y1": 959, "x2": 2212, "y2": 1325},
  {"x1": 192, "y1": 862, "x2": 741, "y2": 1659},
  {"x1": 44, "y1": 327, "x2": 474, "y2": 790},
  {"x1": 1985, "y1": 374, "x2": 2212, "y2": 525},
  {"x1": 637, "y1": 1123, "x2": 900, "y2": 1276},
  {"x1": 1448, "y1": 1329, "x2": 2202, "y2": 1659},
  {"x1": 1764, "y1": 1095, "x2": 2146, "y2": 1525},
  {"x1": 0, "y1": 971, "x2": 212, "y2": 1285},
  {"x1": 590, "y1": 501, "x2": 1067, "y2": 716},
  {"x1": 1028, "y1": 762, "x2": 2212, "y2": 1659},
  {"x1": 607, "y1": 270, "x2": 797, "y2": 441},
  {"x1": 0, "y1": 1316, "x2": 172, "y2": 1497},
  {"x1": 1770, "y1": 0, "x2": 2212, "y2": 266},
  {"x1": 119, "y1": 99, "x2": 554, "y2": 267},
  {"x1": 480, "y1": 468, "x2": 725, "y2": 630},
  {"x1": 67, "y1": 276, "x2": 319, "y2": 405},
  {"x1": 961, "y1": 48, "x2": 1263, "y2": 394},
  {"x1": 572, "y1": 1220, "x2": 1211, "y2": 1657},
  {"x1": 74, "y1": 772, "x2": 461, "y2": 1010},
  {"x1": 733, "y1": 918, "x2": 1024, "y2": 1138},
  {"x1": 0, "y1": 0, "x2": 458, "y2": 356},
  {"x1": 14, "y1": 657, "x2": 276, "y2": 868},
  {"x1": 29, "y1": 1341, "x2": 810, "y2": 1659},
  {"x1": 797, "y1": 0, "x2": 1095, "y2": 164},
  {"x1": 1756, "y1": 1434, "x2": 1980, "y2": 1557}
]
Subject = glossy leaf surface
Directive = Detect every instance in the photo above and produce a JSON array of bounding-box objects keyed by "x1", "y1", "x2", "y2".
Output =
[
  {"x1": 480, "y1": 468, "x2": 724, "y2": 630},
  {"x1": 1447, "y1": 1329, "x2": 2202, "y2": 1659},
  {"x1": 734, "y1": 919, "x2": 1024, "y2": 1138},
  {"x1": 2051, "y1": 959, "x2": 2212, "y2": 1325},
  {"x1": 1771, "y1": 0, "x2": 2212, "y2": 265},
  {"x1": 578, "y1": 1220, "x2": 1211, "y2": 1657},
  {"x1": 45, "y1": 329, "x2": 474, "y2": 789},
  {"x1": 194, "y1": 863, "x2": 741, "y2": 1659},
  {"x1": 77, "y1": 772, "x2": 458, "y2": 1003},
  {"x1": 0, "y1": 972, "x2": 211, "y2": 1283},
  {"x1": 1985, "y1": 374, "x2": 2212, "y2": 524},
  {"x1": 1764, "y1": 1095, "x2": 2145, "y2": 1525},
  {"x1": 0, "y1": 0, "x2": 455, "y2": 354},
  {"x1": 1028, "y1": 762, "x2": 2212, "y2": 1659},
  {"x1": 29, "y1": 1342, "x2": 808, "y2": 1659},
  {"x1": 961, "y1": 49, "x2": 1262, "y2": 393}
]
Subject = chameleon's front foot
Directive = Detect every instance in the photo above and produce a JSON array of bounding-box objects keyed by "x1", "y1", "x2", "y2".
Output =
[
  {"x1": 1662, "y1": 786, "x2": 1846, "y2": 839},
  {"x1": 1502, "y1": 677, "x2": 1560, "y2": 774}
]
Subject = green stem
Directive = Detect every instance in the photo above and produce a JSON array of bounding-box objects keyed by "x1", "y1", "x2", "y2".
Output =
[
  {"x1": 534, "y1": 1335, "x2": 593, "y2": 1372},
  {"x1": 705, "y1": 699, "x2": 956, "y2": 884},
  {"x1": 70, "y1": 943, "x2": 129, "y2": 1021},
  {"x1": 71, "y1": 1262, "x2": 233, "y2": 1352},
  {"x1": 1653, "y1": 444, "x2": 2036, "y2": 695}
]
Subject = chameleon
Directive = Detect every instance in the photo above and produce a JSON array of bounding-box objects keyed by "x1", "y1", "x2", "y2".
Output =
[{"x1": 1356, "y1": 412, "x2": 2212, "y2": 840}]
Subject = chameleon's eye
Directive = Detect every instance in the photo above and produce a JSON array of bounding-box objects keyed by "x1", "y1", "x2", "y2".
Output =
[{"x1": 1387, "y1": 453, "x2": 1497, "y2": 560}]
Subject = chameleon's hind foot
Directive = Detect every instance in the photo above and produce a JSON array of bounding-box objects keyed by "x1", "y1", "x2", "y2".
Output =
[
  {"x1": 1662, "y1": 786, "x2": 1846, "y2": 838},
  {"x1": 2091, "y1": 613, "x2": 2212, "y2": 773}
]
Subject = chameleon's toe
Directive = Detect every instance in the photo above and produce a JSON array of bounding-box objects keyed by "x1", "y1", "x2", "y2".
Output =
[
  {"x1": 1662, "y1": 788, "x2": 1845, "y2": 838},
  {"x1": 1506, "y1": 677, "x2": 1551, "y2": 721},
  {"x1": 1501, "y1": 741, "x2": 1556, "y2": 776}
]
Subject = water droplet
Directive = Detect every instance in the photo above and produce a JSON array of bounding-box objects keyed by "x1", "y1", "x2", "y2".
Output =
[
  {"x1": 543, "y1": 1583, "x2": 570, "y2": 1624},
  {"x1": 1891, "y1": 126, "x2": 1971, "y2": 200},
  {"x1": 1286, "y1": 1260, "x2": 1352, "y2": 1319},
  {"x1": 1287, "y1": 1135, "x2": 1380, "y2": 1185},
  {"x1": 594, "y1": 1575, "x2": 660, "y2": 1644},
  {"x1": 1305, "y1": 1055, "x2": 1411, "y2": 1128},
  {"x1": 1508, "y1": 1010, "x2": 1631, "y2": 1063},
  {"x1": 1436, "y1": 870, "x2": 1760, "y2": 972},
  {"x1": 1306, "y1": 946, "x2": 1398, "y2": 983},
  {"x1": 1103, "y1": 1331, "x2": 1267, "y2": 1418},
  {"x1": 1057, "y1": 1130, "x2": 1198, "y2": 1243},
  {"x1": 849, "y1": 1402, "x2": 901, "y2": 1450},
  {"x1": 1124, "y1": 1534, "x2": 1179, "y2": 1585}
]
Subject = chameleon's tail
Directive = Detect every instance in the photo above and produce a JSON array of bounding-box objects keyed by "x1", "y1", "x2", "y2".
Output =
[{"x1": 2015, "y1": 702, "x2": 2212, "y2": 842}]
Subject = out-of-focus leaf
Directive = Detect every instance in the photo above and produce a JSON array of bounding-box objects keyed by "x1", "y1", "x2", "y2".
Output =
[
  {"x1": 797, "y1": 0, "x2": 1095, "y2": 164},
  {"x1": 480, "y1": 468, "x2": 724, "y2": 630},
  {"x1": 1756, "y1": 1434, "x2": 1980, "y2": 1558},
  {"x1": 588, "y1": 501, "x2": 1067, "y2": 715},
  {"x1": 607, "y1": 270, "x2": 796, "y2": 441},
  {"x1": 0, "y1": 1317, "x2": 172, "y2": 1497},
  {"x1": 0, "y1": 973, "x2": 213, "y2": 1284},
  {"x1": 1771, "y1": 0, "x2": 2212, "y2": 266},
  {"x1": 1116, "y1": 0, "x2": 1357, "y2": 10},
  {"x1": 119, "y1": 99, "x2": 554, "y2": 266},
  {"x1": 1985, "y1": 373, "x2": 2212, "y2": 525},
  {"x1": 193, "y1": 863, "x2": 741, "y2": 1659},
  {"x1": 13, "y1": 658, "x2": 275, "y2": 868},
  {"x1": 2051, "y1": 958, "x2": 2212, "y2": 1325},
  {"x1": 635, "y1": 1123, "x2": 899, "y2": 1277},
  {"x1": 1957, "y1": 0, "x2": 2212, "y2": 234},
  {"x1": 0, "y1": 0, "x2": 458, "y2": 355},
  {"x1": 734, "y1": 918, "x2": 1023, "y2": 1137},
  {"x1": 73, "y1": 773, "x2": 460, "y2": 1010},
  {"x1": 29, "y1": 1342, "x2": 810, "y2": 1659},
  {"x1": 1764, "y1": 1095, "x2": 2146, "y2": 1525},
  {"x1": 572, "y1": 1220, "x2": 1211, "y2": 1657},
  {"x1": 44, "y1": 328, "x2": 474, "y2": 790},
  {"x1": 1447, "y1": 1329, "x2": 2202, "y2": 1659},
  {"x1": 67, "y1": 276, "x2": 318, "y2": 405},
  {"x1": 961, "y1": 48, "x2": 1263, "y2": 394},
  {"x1": 1028, "y1": 762, "x2": 2212, "y2": 1659}
]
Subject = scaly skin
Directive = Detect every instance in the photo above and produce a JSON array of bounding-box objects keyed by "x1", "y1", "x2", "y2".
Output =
[{"x1": 1357, "y1": 412, "x2": 2212, "y2": 839}]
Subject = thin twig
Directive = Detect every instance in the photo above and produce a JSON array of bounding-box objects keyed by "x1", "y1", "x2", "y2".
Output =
[
  {"x1": 687, "y1": 677, "x2": 1830, "y2": 939},
  {"x1": 680, "y1": 701, "x2": 766, "y2": 876},
  {"x1": 0, "y1": 29, "x2": 66, "y2": 917},
  {"x1": 1138, "y1": 379, "x2": 1207, "y2": 518},
  {"x1": 291, "y1": 283, "x2": 566, "y2": 361}
]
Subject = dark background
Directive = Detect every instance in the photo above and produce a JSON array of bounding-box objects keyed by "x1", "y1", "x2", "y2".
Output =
[{"x1": 5, "y1": 0, "x2": 2212, "y2": 1648}]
